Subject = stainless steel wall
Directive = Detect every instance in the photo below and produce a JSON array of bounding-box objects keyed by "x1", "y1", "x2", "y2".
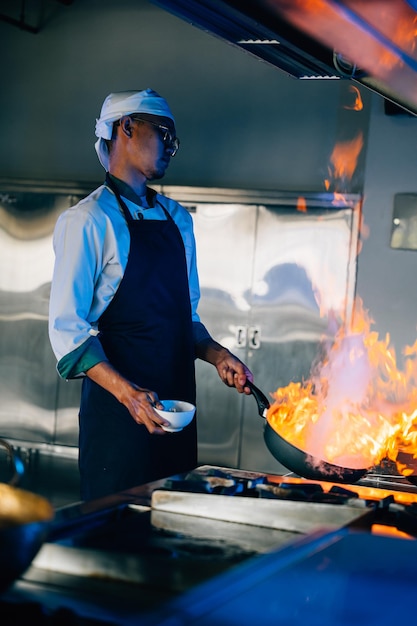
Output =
[
  {"x1": 0, "y1": 182, "x2": 89, "y2": 504},
  {"x1": 0, "y1": 181, "x2": 360, "y2": 502}
]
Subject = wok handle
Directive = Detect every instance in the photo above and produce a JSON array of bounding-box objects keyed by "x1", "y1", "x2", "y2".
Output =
[
  {"x1": 246, "y1": 380, "x2": 270, "y2": 418},
  {"x1": 0, "y1": 438, "x2": 25, "y2": 486}
]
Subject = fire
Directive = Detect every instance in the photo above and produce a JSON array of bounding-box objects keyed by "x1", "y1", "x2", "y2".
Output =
[
  {"x1": 344, "y1": 86, "x2": 363, "y2": 112},
  {"x1": 267, "y1": 70, "x2": 417, "y2": 478},
  {"x1": 296, "y1": 197, "x2": 307, "y2": 213},
  {"x1": 266, "y1": 0, "x2": 417, "y2": 76},
  {"x1": 324, "y1": 131, "x2": 364, "y2": 191},
  {"x1": 371, "y1": 525, "x2": 413, "y2": 540},
  {"x1": 267, "y1": 297, "x2": 417, "y2": 475}
]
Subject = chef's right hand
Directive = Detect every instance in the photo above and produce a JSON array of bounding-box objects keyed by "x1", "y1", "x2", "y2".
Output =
[
  {"x1": 124, "y1": 386, "x2": 170, "y2": 434},
  {"x1": 86, "y1": 362, "x2": 169, "y2": 434}
]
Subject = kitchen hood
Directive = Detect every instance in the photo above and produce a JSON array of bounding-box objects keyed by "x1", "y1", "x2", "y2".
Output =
[{"x1": 152, "y1": 0, "x2": 417, "y2": 116}]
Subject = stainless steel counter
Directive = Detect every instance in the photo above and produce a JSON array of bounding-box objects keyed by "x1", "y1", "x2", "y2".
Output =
[{"x1": 2, "y1": 464, "x2": 417, "y2": 624}]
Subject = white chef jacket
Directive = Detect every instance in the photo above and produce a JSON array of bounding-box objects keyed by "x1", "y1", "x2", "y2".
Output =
[{"x1": 48, "y1": 182, "x2": 209, "y2": 379}]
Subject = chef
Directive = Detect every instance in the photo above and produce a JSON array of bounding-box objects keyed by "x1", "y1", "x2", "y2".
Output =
[{"x1": 48, "y1": 89, "x2": 253, "y2": 500}]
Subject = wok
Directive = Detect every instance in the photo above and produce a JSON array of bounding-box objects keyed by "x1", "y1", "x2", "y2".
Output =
[
  {"x1": 0, "y1": 439, "x2": 54, "y2": 592},
  {"x1": 247, "y1": 381, "x2": 369, "y2": 484}
]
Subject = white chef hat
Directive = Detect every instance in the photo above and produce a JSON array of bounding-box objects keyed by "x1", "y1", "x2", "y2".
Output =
[{"x1": 94, "y1": 88, "x2": 175, "y2": 170}]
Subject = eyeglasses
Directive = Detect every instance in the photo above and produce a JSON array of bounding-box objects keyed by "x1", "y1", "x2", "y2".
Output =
[{"x1": 130, "y1": 116, "x2": 180, "y2": 157}]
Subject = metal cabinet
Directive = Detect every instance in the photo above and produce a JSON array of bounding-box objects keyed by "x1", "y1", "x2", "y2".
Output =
[
  {"x1": 191, "y1": 203, "x2": 257, "y2": 468},
  {"x1": 190, "y1": 195, "x2": 360, "y2": 473}
]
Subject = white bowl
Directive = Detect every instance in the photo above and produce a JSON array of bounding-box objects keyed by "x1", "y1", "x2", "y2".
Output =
[{"x1": 155, "y1": 400, "x2": 196, "y2": 432}]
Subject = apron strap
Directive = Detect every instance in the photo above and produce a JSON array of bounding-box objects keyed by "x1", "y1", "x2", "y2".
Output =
[
  {"x1": 105, "y1": 173, "x2": 171, "y2": 222},
  {"x1": 105, "y1": 173, "x2": 133, "y2": 223}
]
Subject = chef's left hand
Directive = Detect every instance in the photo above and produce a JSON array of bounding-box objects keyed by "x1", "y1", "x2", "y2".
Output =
[
  {"x1": 195, "y1": 338, "x2": 253, "y2": 393},
  {"x1": 215, "y1": 349, "x2": 253, "y2": 394}
]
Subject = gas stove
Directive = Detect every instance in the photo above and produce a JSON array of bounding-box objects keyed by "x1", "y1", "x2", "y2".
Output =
[
  {"x1": 151, "y1": 465, "x2": 417, "y2": 539},
  {"x1": 2, "y1": 465, "x2": 417, "y2": 625}
]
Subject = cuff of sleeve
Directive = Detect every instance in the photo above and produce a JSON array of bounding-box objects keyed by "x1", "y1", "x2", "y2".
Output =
[
  {"x1": 57, "y1": 336, "x2": 108, "y2": 380},
  {"x1": 192, "y1": 321, "x2": 212, "y2": 345}
]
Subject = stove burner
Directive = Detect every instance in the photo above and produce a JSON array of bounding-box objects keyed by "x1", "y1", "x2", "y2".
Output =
[
  {"x1": 256, "y1": 482, "x2": 360, "y2": 504},
  {"x1": 165, "y1": 469, "x2": 362, "y2": 504},
  {"x1": 164, "y1": 468, "x2": 267, "y2": 496}
]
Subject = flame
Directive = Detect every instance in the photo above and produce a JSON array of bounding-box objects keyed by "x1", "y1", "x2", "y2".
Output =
[
  {"x1": 324, "y1": 124, "x2": 364, "y2": 193},
  {"x1": 297, "y1": 197, "x2": 307, "y2": 213},
  {"x1": 267, "y1": 297, "x2": 417, "y2": 475},
  {"x1": 267, "y1": 0, "x2": 417, "y2": 77},
  {"x1": 344, "y1": 86, "x2": 363, "y2": 112},
  {"x1": 371, "y1": 525, "x2": 413, "y2": 540},
  {"x1": 326, "y1": 131, "x2": 364, "y2": 188},
  {"x1": 332, "y1": 192, "x2": 348, "y2": 205},
  {"x1": 370, "y1": 12, "x2": 417, "y2": 73},
  {"x1": 267, "y1": 474, "x2": 417, "y2": 506}
]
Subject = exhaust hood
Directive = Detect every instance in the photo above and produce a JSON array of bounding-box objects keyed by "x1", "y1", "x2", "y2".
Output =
[{"x1": 152, "y1": 0, "x2": 417, "y2": 116}]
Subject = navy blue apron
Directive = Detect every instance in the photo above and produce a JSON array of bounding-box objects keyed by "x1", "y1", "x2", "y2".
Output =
[{"x1": 79, "y1": 176, "x2": 197, "y2": 500}]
